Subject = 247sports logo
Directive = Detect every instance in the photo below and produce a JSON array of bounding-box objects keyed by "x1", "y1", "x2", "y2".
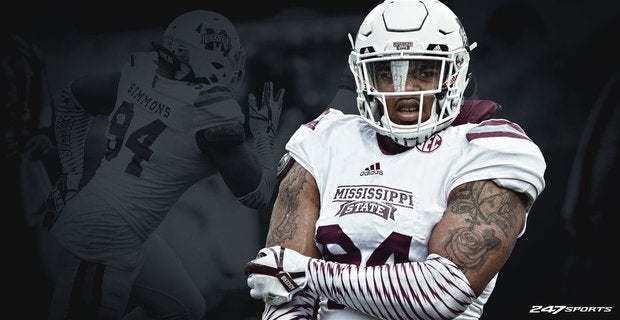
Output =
[{"x1": 529, "y1": 305, "x2": 613, "y2": 314}]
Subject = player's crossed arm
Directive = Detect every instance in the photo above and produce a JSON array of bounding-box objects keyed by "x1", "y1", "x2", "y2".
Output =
[{"x1": 244, "y1": 177, "x2": 530, "y2": 319}]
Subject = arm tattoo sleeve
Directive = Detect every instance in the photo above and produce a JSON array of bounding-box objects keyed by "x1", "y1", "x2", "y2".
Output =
[
  {"x1": 443, "y1": 181, "x2": 522, "y2": 273},
  {"x1": 266, "y1": 164, "x2": 308, "y2": 246}
]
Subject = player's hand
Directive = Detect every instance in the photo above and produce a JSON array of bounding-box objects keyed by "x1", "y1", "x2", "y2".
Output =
[
  {"x1": 39, "y1": 174, "x2": 77, "y2": 230},
  {"x1": 248, "y1": 81, "x2": 284, "y2": 139},
  {"x1": 244, "y1": 246, "x2": 310, "y2": 305}
]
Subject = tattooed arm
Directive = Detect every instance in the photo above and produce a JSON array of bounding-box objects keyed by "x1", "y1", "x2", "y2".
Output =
[
  {"x1": 247, "y1": 171, "x2": 531, "y2": 319},
  {"x1": 265, "y1": 161, "x2": 321, "y2": 258},
  {"x1": 287, "y1": 180, "x2": 530, "y2": 319},
  {"x1": 429, "y1": 180, "x2": 530, "y2": 295},
  {"x1": 255, "y1": 161, "x2": 321, "y2": 319}
]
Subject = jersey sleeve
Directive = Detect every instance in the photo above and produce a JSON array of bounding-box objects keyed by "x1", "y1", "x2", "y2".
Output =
[
  {"x1": 448, "y1": 119, "x2": 546, "y2": 237},
  {"x1": 285, "y1": 108, "x2": 344, "y2": 183},
  {"x1": 450, "y1": 119, "x2": 546, "y2": 206}
]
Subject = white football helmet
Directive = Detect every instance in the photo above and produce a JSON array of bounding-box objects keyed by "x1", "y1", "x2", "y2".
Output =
[
  {"x1": 349, "y1": 0, "x2": 476, "y2": 146},
  {"x1": 157, "y1": 10, "x2": 246, "y2": 91}
]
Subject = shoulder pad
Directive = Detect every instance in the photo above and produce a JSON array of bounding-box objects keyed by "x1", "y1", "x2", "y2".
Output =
[
  {"x1": 466, "y1": 119, "x2": 531, "y2": 142},
  {"x1": 304, "y1": 108, "x2": 342, "y2": 130},
  {"x1": 453, "y1": 100, "x2": 502, "y2": 125},
  {"x1": 194, "y1": 85, "x2": 234, "y2": 108}
]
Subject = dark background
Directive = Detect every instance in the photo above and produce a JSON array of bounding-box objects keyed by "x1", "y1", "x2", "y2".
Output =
[{"x1": 4, "y1": 0, "x2": 618, "y2": 319}]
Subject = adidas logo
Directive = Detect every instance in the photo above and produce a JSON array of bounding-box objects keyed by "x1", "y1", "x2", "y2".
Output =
[{"x1": 360, "y1": 162, "x2": 383, "y2": 176}]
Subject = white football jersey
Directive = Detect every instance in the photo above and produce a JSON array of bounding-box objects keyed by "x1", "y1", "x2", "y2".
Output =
[
  {"x1": 286, "y1": 108, "x2": 546, "y2": 319},
  {"x1": 52, "y1": 52, "x2": 245, "y2": 269}
]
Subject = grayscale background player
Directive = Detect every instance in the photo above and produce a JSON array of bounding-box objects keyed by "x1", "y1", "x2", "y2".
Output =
[
  {"x1": 244, "y1": 0, "x2": 546, "y2": 319},
  {"x1": 41, "y1": 10, "x2": 284, "y2": 319}
]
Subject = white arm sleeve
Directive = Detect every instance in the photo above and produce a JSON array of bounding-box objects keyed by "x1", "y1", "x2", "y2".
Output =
[
  {"x1": 306, "y1": 254, "x2": 476, "y2": 320},
  {"x1": 55, "y1": 82, "x2": 94, "y2": 191}
]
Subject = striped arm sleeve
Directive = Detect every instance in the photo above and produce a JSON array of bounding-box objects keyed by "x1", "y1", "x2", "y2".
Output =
[
  {"x1": 262, "y1": 290, "x2": 318, "y2": 320},
  {"x1": 306, "y1": 254, "x2": 476, "y2": 320},
  {"x1": 55, "y1": 82, "x2": 94, "y2": 191}
]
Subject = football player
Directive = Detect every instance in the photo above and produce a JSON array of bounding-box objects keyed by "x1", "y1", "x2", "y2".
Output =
[
  {"x1": 43, "y1": 10, "x2": 284, "y2": 319},
  {"x1": 244, "y1": 1, "x2": 546, "y2": 319}
]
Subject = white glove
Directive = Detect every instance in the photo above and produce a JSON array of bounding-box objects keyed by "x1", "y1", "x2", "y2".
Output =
[
  {"x1": 244, "y1": 246, "x2": 310, "y2": 306},
  {"x1": 248, "y1": 81, "x2": 284, "y2": 140}
]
